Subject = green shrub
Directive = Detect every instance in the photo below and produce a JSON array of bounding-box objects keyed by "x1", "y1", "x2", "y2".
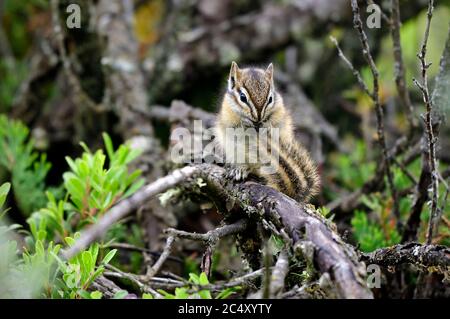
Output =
[
  {"x1": 0, "y1": 129, "x2": 144, "y2": 298},
  {"x1": 0, "y1": 115, "x2": 51, "y2": 215}
]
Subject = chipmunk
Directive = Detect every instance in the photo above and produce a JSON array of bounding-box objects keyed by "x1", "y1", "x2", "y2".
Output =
[{"x1": 214, "y1": 61, "x2": 320, "y2": 203}]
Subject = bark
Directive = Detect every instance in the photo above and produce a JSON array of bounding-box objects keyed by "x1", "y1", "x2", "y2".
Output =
[{"x1": 193, "y1": 164, "x2": 374, "y2": 299}]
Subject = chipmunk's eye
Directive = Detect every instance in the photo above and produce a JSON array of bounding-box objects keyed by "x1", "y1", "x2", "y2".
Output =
[
  {"x1": 268, "y1": 96, "x2": 273, "y2": 104},
  {"x1": 240, "y1": 92, "x2": 248, "y2": 104}
]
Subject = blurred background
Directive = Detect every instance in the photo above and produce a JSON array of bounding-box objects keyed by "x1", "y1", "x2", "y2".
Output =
[{"x1": 0, "y1": 0, "x2": 449, "y2": 298}]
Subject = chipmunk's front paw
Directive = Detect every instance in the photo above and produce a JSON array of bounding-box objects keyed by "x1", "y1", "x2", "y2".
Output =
[{"x1": 226, "y1": 166, "x2": 250, "y2": 182}]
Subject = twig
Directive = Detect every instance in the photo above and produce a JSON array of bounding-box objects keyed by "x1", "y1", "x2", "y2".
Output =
[
  {"x1": 201, "y1": 246, "x2": 213, "y2": 277},
  {"x1": 207, "y1": 269, "x2": 263, "y2": 291},
  {"x1": 91, "y1": 276, "x2": 124, "y2": 298},
  {"x1": 392, "y1": 157, "x2": 418, "y2": 185},
  {"x1": 163, "y1": 220, "x2": 249, "y2": 278},
  {"x1": 106, "y1": 242, "x2": 151, "y2": 253},
  {"x1": 412, "y1": 0, "x2": 438, "y2": 245},
  {"x1": 144, "y1": 235, "x2": 176, "y2": 280},
  {"x1": 164, "y1": 219, "x2": 248, "y2": 245},
  {"x1": 329, "y1": 36, "x2": 372, "y2": 98},
  {"x1": 143, "y1": 276, "x2": 185, "y2": 289},
  {"x1": 189, "y1": 269, "x2": 264, "y2": 293},
  {"x1": 62, "y1": 166, "x2": 198, "y2": 259},
  {"x1": 110, "y1": 265, "x2": 262, "y2": 294},
  {"x1": 262, "y1": 243, "x2": 271, "y2": 299},
  {"x1": 345, "y1": 0, "x2": 400, "y2": 224},
  {"x1": 389, "y1": 0, "x2": 416, "y2": 129},
  {"x1": 104, "y1": 264, "x2": 162, "y2": 298},
  {"x1": 269, "y1": 250, "x2": 290, "y2": 298},
  {"x1": 105, "y1": 242, "x2": 182, "y2": 263}
]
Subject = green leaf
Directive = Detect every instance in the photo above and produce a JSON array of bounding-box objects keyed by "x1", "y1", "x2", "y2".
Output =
[
  {"x1": 78, "y1": 290, "x2": 91, "y2": 299},
  {"x1": 79, "y1": 142, "x2": 91, "y2": 155},
  {"x1": 216, "y1": 287, "x2": 240, "y2": 299},
  {"x1": 63, "y1": 273, "x2": 79, "y2": 289},
  {"x1": 0, "y1": 182, "x2": 11, "y2": 208},
  {"x1": 124, "y1": 148, "x2": 142, "y2": 164},
  {"x1": 65, "y1": 157, "x2": 78, "y2": 175},
  {"x1": 174, "y1": 288, "x2": 189, "y2": 299},
  {"x1": 158, "y1": 289, "x2": 175, "y2": 299},
  {"x1": 102, "y1": 249, "x2": 117, "y2": 265},
  {"x1": 90, "y1": 291, "x2": 102, "y2": 299},
  {"x1": 90, "y1": 244, "x2": 99, "y2": 265},
  {"x1": 142, "y1": 293, "x2": 153, "y2": 299},
  {"x1": 102, "y1": 133, "x2": 115, "y2": 161},
  {"x1": 65, "y1": 236, "x2": 76, "y2": 247},
  {"x1": 81, "y1": 251, "x2": 93, "y2": 274},
  {"x1": 199, "y1": 272, "x2": 209, "y2": 285},
  {"x1": 113, "y1": 290, "x2": 129, "y2": 299},
  {"x1": 198, "y1": 290, "x2": 212, "y2": 299},
  {"x1": 189, "y1": 273, "x2": 200, "y2": 284},
  {"x1": 37, "y1": 230, "x2": 47, "y2": 242},
  {"x1": 123, "y1": 178, "x2": 145, "y2": 199},
  {"x1": 90, "y1": 266, "x2": 105, "y2": 284},
  {"x1": 63, "y1": 174, "x2": 85, "y2": 201}
]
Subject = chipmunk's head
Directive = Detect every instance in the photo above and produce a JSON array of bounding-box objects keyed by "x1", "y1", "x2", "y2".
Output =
[{"x1": 225, "y1": 61, "x2": 279, "y2": 126}]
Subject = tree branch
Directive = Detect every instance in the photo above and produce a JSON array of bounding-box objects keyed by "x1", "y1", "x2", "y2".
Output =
[
  {"x1": 350, "y1": 0, "x2": 400, "y2": 224},
  {"x1": 193, "y1": 164, "x2": 373, "y2": 298},
  {"x1": 269, "y1": 250, "x2": 290, "y2": 298},
  {"x1": 165, "y1": 219, "x2": 248, "y2": 245},
  {"x1": 360, "y1": 243, "x2": 450, "y2": 275},
  {"x1": 412, "y1": 0, "x2": 439, "y2": 245}
]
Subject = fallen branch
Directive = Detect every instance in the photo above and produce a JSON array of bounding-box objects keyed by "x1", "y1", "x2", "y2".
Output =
[
  {"x1": 360, "y1": 243, "x2": 450, "y2": 275},
  {"x1": 193, "y1": 164, "x2": 373, "y2": 298}
]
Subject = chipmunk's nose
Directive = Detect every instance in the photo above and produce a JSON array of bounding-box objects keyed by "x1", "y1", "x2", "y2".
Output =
[{"x1": 252, "y1": 120, "x2": 261, "y2": 128}]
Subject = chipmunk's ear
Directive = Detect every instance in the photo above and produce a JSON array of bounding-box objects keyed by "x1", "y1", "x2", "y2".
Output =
[
  {"x1": 229, "y1": 61, "x2": 241, "y2": 90},
  {"x1": 265, "y1": 63, "x2": 274, "y2": 85}
]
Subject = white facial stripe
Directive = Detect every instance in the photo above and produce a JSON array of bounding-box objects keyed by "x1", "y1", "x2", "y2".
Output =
[
  {"x1": 260, "y1": 91, "x2": 274, "y2": 120},
  {"x1": 237, "y1": 88, "x2": 258, "y2": 119}
]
